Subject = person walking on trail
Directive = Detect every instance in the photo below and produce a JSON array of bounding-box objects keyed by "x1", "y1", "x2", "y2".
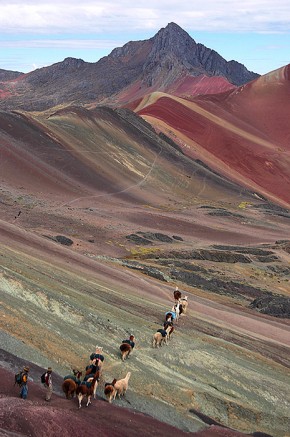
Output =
[
  {"x1": 19, "y1": 366, "x2": 29, "y2": 399},
  {"x1": 43, "y1": 367, "x2": 53, "y2": 401}
]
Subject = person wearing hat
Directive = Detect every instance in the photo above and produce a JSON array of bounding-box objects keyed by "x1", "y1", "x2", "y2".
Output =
[
  {"x1": 20, "y1": 366, "x2": 29, "y2": 399},
  {"x1": 43, "y1": 367, "x2": 53, "y2": 401}
]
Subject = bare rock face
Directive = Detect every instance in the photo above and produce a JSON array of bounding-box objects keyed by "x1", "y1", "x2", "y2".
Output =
[
  {"x1": 0, "y1": 68, "x2": 23, "y2": 81},
  {"x1": 0, "y1": 23, "x2": 259, "y2": 111},
  {"x1": 249, "y1": 296, "x2": 290, "y2": 318},
  {"x1": 143, "y1": 23, "x2": 258, "y2": 87}
]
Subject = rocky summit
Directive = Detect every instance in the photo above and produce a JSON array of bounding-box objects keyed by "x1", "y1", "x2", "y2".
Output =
[{"x1": 0, "y1": 23, "x2": 258, "y2": 111}]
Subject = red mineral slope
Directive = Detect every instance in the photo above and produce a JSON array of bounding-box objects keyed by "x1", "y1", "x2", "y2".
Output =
[
  {"x1": 167, "y1": 74, "x2": 236, "y2": 97},
  {"x1": 136, "y1": 65, "x2": 290, "y2": 208},
  {"x1": 115, "y1": 75, "x2": 236, "y2": 108}
]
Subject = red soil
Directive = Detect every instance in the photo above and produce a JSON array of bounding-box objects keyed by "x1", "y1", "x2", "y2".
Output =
[{"x1": 137, "y1": 65, "x2": 290, "y2": 208}]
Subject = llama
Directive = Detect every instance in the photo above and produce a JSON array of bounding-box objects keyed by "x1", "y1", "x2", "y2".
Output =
[
  {"x1": 85, "y1": 358, "x2": 100, "y2": 377},
  {"x1": 104, "y1": 378, "x2": 117, "y2": 403},
  {"x1": 165, "y1": 311, "x2": 174, "y2": 323},
  {"x1": 83, "y1": 369, "x2": 100, "y2": 399},
  {"x1": 165, "y1": 305, "x2": 179, "y2": 323},
  {"x1": 172, "y1": 303, "x2": 182, "y2": 322},
  {"x1": 120, "y1": 335, "x2": 135, "y2": 361},
  {"x1": 62, "y1": 370, "x2": 82, "y2": 400},
  {"x1": 152, "y1": 324, "x2": 172, "y2": 347},
  {"x1": 76, "y1": 374, "x2": 99, "y2": 408},
  {"x1": 152, "y1": 330, "x2": 166, "y2": 348},
  {"x1": 120, "y1": 343, "x2": 132, "y2": 361},
  {"x1": 113, "y1": 372, "x2": 131, "y2": 399},
  {"x1": 89, "y1": 346, "x2": 104, "y2": 368},
  {"x1": 180, "y1": 296, "x2": 188, "y2": 314},
  {"x1": 163, "y1": 321, "x2": 175, "y2": 341},
  {"x1": 173, "y1": 286, "x2": 182, "y2": 304},
  {"x1": 177, "y1": 302, "x2": 184, "y2": 317}
]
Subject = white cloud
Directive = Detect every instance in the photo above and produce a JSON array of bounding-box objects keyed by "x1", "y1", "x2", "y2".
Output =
[
  {"x1": 0, "y1": 0, "x2": 289, "y2": 34},
  {"x1": 0, "y1": 39, "x2": 123, "y2": 50}
]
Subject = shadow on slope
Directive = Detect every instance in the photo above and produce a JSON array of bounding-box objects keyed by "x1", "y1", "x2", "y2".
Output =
[
  {"x1": 0, "y1": 106, "x2": 258, "y2": 209},
  {"x1": 0, "y1": 349, "x2": 271, "y2": 437}
]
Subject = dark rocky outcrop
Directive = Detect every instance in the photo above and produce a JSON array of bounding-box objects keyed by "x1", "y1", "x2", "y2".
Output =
[
  {"x1": 170, "y1": 267, "x2": 269, "y2": 300},
  {"x1": 44, "y1": 235, "x2": 74, "y2": 246},
  {"x1": 54, "y1": 235, "x2": 74, "y2": 246},
  {"x1": 267, "y1": 265, "x2": 290, "y2": 276},
  {"x1": 255, "y1": 255, "x2": 279, "y2": 263},
  {"x1": 254, "y1": 203, "x2": 290, "y2": 218},
  {"x1": 207, "y1": 209, "x2": 245, "y2": 219},
  {"x1": 213, "y1": 245, "x2": 275, "y2": 256},
  {"x1": 249, "y1": 296, "x2": 290, "y2": 318},
  {"x1": 126, "y1": 232, "x2": 182, "y2": 244},
  {"x1": 126, "y1": 234, "x2": 152, "y2": 245},
  {"x1": 141, "y1": 249, "x2": 252, "y2": 263},
  {"x1": 137, "y1": 232, "x2": 174, "y2": 243}
]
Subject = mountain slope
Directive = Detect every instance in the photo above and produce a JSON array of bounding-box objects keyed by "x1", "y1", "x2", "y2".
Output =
[
  {"x1": 135, "y1": 64, "x2": 290, "y2": 208},
  {"x1": 1, "y1": 99, "x2": 290, "y2": 437},
  {"x1": 0, "y1": 23, "x2": 258, "y2": 111},
  {"x1": 0, "y1": 106, "x2": 258, "y2": 212}
]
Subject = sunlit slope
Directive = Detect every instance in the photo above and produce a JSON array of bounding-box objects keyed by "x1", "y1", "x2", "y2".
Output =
[
  {"x1": 136, "y1": 67, "x2": 290, "y2": 208},
  {"x1": 111, "y1": 74, "x2": 236, "y2": 108},
  {"x1": 217, "y1": 64, "x2": 290, "y2": 149},
  {"x1": 0, "y1": 106, "x2": 257, "y2": 209}
]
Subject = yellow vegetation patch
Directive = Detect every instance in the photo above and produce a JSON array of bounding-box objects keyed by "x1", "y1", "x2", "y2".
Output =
[
  {"x1": 130, "y1": 247, "x2": 162, "y2": 257},
  {"x1": 238, "y1": 201, "x2": 252, "y2": 209}
]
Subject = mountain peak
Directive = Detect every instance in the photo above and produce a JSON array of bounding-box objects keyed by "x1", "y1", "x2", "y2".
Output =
[
  {"x1": 158, "y1": 21, "x2": 193, "y2": 36},
  {"x1": 162, "y1": 22, "x2": 190, "y2": 34},
  {"x1": 154, "y1": 22, "x2": 196, "y2": 51},
  {"x1": 0, "y1": 23, "x2": 259, "y2": 111}
]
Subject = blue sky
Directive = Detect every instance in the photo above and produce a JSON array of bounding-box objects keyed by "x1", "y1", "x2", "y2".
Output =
[{"x1": 0, "y1": 1, "x2": 289, "y2": 75}]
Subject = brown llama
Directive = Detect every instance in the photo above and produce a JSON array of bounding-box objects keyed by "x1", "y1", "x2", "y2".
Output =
[
  {"x1": 163, "y1": 321, "x2": 175, "y2": 341},
  {"x1": 173, "y1": 286, "x2": 182, "y2": 303},
  {"x1": 120, "y1": 343, "x2": 132, "y2": 361},
  {"x1": 83, "y1": 368, "x2": 100, "y2": 399},
  {"x1": 76, "y1": 373, "x2": 99, "y2": 408},
  {"x1": 113, "y1": 372, "x2": 131, "y2": 399},
  {"x1": 120, "y1": 335, "x2": 135, "y2": 361},
  {"x1": 104, "y1": 378, "x2": 117, "y2": 403},
  {"x1": 84, "y1": 358, "x2": 100, "y2": 377},
  {"x1": 62, "y1": 370, "x2": 82, "y2": 400}
]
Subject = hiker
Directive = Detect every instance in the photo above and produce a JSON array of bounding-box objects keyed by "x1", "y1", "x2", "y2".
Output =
[
  {"x1": 19, "y1": 366, "x2": 29, "y2": 399},
  {"x1": 42, "y1": 367, "x2": 53, "y2": 401}
]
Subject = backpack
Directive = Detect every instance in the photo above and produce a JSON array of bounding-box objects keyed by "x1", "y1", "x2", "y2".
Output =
[
  {"x1": 157, "y1": 328, "x2": 167, "y2": 337},
  {"x1": 15, "y1": 371, "x2": 24, "y2": 386},
  {"x1": 41, "y1": 372, "x2": 46, "y2": 384}
]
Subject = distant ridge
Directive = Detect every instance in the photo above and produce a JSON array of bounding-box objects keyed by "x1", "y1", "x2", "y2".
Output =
[
  {"x1": 0, "y1": 68, "x2": 23, "y2": 81},
  {"x1": 0, "y1": 23, "x2": 259, "y2": 111}
]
